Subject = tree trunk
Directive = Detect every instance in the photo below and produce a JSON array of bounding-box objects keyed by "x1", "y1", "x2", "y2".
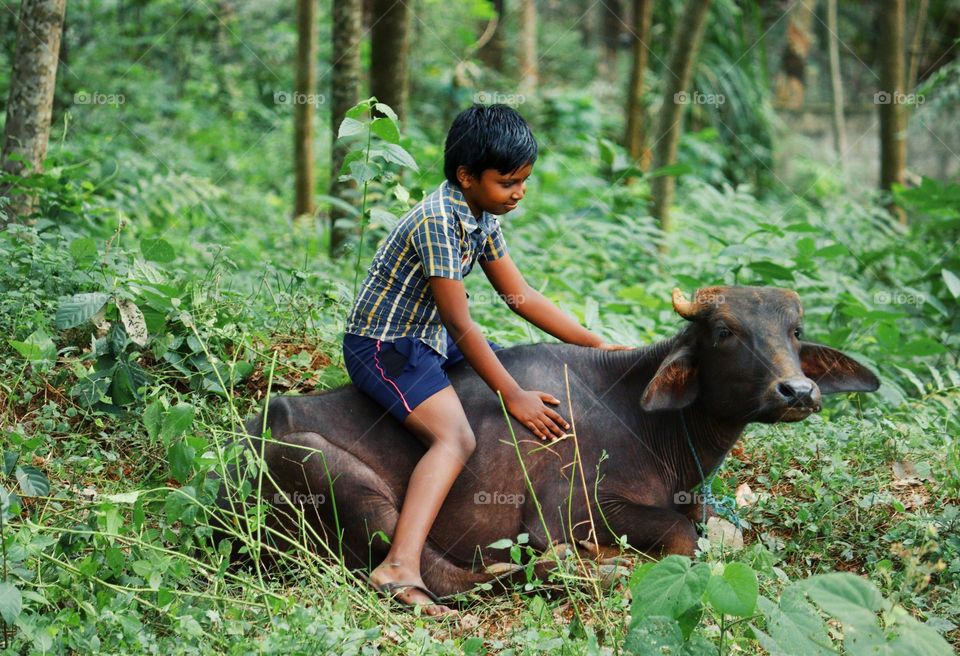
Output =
[
  {"x1": 878, "y1": 0, "x2": 907, "y2": 224},
  {"x1": 478, "y1": 0, "x2": 505, "y2": 73},
  {"x1": 600, "y1": 0, "x2": 623, "y2": 80},
  {"x1": 330, "y1": 0, "x2": 362, "y2": 257},
  {"x1": 579, "y1": 0, "x2": 594, "y2": 49},
  {"x1": 294, "y1": 0, "x2": 317, "y2": 220},
  {"x1": 370, "y1": 0, "x2": 410, "y2": 120},
  {"x1": 519, "y1": 0, "x2": 538, "y2": 95},
  {"x1": 214, "y1": 0, "x2": 239, "y2": 109},
  {"x1": 649, "y1": 0, "x2": 712, "y2": 234},
  {"x1": 906, "y1": 0, "x2": 929, "y2": 92},
  {"x1": 1, "y1": 0, "x2": 67, "y2": 222},
  {"x1": 773, "y1": 0, "x2": 815, "y2": 109},
  {"x1": 624, "y1": 0, "x2": 653, "y2": 171},
  {"x1": 826, "y1": 0, "x2": 847, "y2": 168}
]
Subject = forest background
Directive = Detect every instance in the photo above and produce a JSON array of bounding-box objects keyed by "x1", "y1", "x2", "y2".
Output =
[{"x1": 0, "y1": 0, "x2": 958, "y2": 653}]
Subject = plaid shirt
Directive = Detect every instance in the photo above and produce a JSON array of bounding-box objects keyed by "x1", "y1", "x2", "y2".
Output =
[{"x1": 344, "y1": 180, "x2": 509, "y2": 357}]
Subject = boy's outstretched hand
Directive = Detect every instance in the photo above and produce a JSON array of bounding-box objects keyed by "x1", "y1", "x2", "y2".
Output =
[
  {"x1": 503, "y1": 389, "x2": 570, "y2": 441},
  {"x1": 596, "y1": 342, "x2": 635, "y2": 351}
]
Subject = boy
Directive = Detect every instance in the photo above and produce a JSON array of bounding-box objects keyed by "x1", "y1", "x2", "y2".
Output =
[{"x1": 342, "y1": 104, "x2": 628, "y2": 616}]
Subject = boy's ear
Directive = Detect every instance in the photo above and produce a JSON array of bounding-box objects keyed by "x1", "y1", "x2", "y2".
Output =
[{"x1": 456, "y1": 165, "x2": 477, "y2": 189}]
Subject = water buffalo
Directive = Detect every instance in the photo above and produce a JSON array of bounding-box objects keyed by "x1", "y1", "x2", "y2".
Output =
[{"x1": 213, "y1": 286, "x2": 879, "y2": 597}]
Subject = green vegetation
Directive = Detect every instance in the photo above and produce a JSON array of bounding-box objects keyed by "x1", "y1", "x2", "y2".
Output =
[{"x1": 1, "y1": 0, "x2": 958, "y2": 653}]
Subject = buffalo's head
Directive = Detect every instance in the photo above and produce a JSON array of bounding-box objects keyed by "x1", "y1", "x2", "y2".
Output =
[{"x1": 641, "y1": 286, "x2": 880, "y2": 423}]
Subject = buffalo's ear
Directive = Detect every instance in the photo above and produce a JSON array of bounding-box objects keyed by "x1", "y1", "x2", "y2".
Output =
[
  {"x1": 641, "y1": 346, "x2": 698, "y2": 412},
  {"x1": 799, "y1": 342, "x2": 880, "y2": 394}
]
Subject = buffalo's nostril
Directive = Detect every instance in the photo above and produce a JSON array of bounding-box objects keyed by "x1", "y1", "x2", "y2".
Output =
[{"x1": 777, "y1": 378, "x2": 818, "y2": 406}]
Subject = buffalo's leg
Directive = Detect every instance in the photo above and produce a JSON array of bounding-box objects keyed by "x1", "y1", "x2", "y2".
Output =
[
  {"x1": 601, "y1": 502, "x2": 698, "y2": 557},
  {"x1": 270, "y1": 431, "x2": 494, "y2": 601}
]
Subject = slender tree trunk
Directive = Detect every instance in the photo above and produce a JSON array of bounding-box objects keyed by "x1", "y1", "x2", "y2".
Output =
[
  {"x1": 774, "y1": 0, "x2": 815, "y2": 109},
  {"x1": 906, "y1": 0, "x2": 929, "y2": 91},
  {"x1": 579, "y1": 0, "x2": 596, "y2": 51},
  {"x1": 878, "y1": 0, "x2": 907, "y2": 224},
  {"x1": 1, "y1": 0, "x2": 67, "y2": 222},
  {"x1": 624, "y1": 0, "x2": 653, "y2": 171},
  {"x1": 826, "y1": 0, "x2": 847, "y2": 168},
  {"x1": 214, "y1": 0, "x2": 239, "y2": 108},
  {"x1": 649, "y1": 0, "x2": 712, "y2": 234},
  {"x1": 330, "y1": 0, "x2": 362, "y2": 256},
  {"x1": 519, "y1": 0, "x2": 538, "y2": 95},
  {"x1": 294, "y1": 0, "x2": 317, "y2": 220},
  {"x1": 478, "y1": 0, "x2": 505, "y2": 73},
  {"x1": 600, "y1": 0, "x2": 623, "y2": 81},
  {"x1": 370, "y1": 0, "x2": 410, "y2": 120}
]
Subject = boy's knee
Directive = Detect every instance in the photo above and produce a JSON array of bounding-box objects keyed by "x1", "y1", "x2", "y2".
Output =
[{"x1": 451, "y1": 426, "x2": 476, "y2": 460}]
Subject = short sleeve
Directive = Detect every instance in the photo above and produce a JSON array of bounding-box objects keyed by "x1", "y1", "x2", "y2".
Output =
[
  {"x1": 410, "y1": 215, "x2": 463, "y2": 280},
  {"x1": 478, "y1": 224, "x2": 508, "y2": 262}
]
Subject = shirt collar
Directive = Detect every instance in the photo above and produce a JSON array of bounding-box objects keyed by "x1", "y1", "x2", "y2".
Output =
[{"x1": 443, "y1": 180, "x2": 497, "y2": 236}]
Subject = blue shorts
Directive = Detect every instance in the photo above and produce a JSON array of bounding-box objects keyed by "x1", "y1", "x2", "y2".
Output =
[{"x1": 342, "y1": 332, "x2": 502, "y2": 424}]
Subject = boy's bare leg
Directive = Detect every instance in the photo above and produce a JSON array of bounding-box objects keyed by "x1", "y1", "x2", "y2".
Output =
[{"x1": 369, "y1": 386, "x2": 476, "y2": 616}]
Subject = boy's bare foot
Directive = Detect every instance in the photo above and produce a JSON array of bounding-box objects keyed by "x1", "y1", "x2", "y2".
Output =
[{"x1": 369, "y1": 562, "x2": 457, "y2": 617}]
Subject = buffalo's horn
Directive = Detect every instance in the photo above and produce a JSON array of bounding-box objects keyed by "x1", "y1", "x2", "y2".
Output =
[{"x1": 672, "y1": 288, "x2": 705, "y2": 320}]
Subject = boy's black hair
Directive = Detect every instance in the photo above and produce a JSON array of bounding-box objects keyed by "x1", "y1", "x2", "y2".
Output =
[{"x1": 444, "y1": 104, "x2": 538, "y2": 186}]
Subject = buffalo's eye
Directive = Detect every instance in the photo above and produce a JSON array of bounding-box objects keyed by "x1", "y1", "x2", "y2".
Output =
[
  {"x1": 794, "y1": 327, "x2": 803, "y2": 339},
  {"x1": 717, "y1": 327, "x2": 732, "y2": 340}
]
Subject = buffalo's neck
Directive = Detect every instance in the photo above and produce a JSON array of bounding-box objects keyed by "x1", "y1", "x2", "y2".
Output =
[
  {"x1": 591, "y1": 333, "x2": 746, "y2": 498},
  {"x1": 670, "y1": 403, "x2": 745, "y2": 495}
]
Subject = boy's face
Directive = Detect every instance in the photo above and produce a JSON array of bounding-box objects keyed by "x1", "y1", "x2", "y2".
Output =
[{"x1": 457, "y1": 163, "x2": 533, "y2": 218}]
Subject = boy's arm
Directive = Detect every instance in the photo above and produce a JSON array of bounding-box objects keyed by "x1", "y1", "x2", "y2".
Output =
[
  {"x1": 480, "y1": 255, "x2": 620, "y2": 347},
  {"x1": 429, "y1": 276, "x2": 569, "y2": 440}
]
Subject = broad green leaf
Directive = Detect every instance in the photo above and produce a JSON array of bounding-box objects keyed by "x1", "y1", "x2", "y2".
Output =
[
  {"x1": 756, "y1": 587, "x2": 835, "y2": 656},
  {"x1": 168, "y1": 439, "x2": 195, "y2": 484},
  {"x1": 2, "y1": 451, "x2": 18, "y2": 476},
  {"x1": 624, "y1": 615, "x2": 714, "y2": 656},
  {"x1": 0, "y1": 582, "x2": 22, "y2": 625},
  {"x1": 71, "y1": 372, "x2": 111, "y2": 407},
  {"x1": 370, "y1": 117, "x2": 400, "y2": 144},
  {"x1": 705, "y1": 562, "x2": 758, "y2": 617},
  {"x1": 160, "y1": 404, "x2": 196, "y2": 444},
  {"x1": 372, "y1": 143, "x2": 419, "y2": 171},
  {"x1": 629, "y1": 555, "x2": 711, "y2": 621},
  {"x1": 883, "y1": 605, "x2": 954, "y2": 655},
  {"x1": 346, "y1": 160, "x2": 380, "y2": 185},
  {"x1": 140, "y1": 237, "x2": 175, "y2": 263},
  {"x1": 0, "y1": 486, "x2": 19, "y2": 521},
  {"x1": 373, "y1": 102, "x2": 398, "y2": 120},
  {"x1": 942, "y1": 269, "x2": 960, "y2": 299},
  {"x1": 144, "y1": 400, "x2": 164, "y2": 442},
  {"x1": 487, "y1": 538, "x2": 513, "y2": 550},
  {"x1": 9, "y1": 329, "x2": 56, "y2": 365},
  {"x1": 56, "y1": 292, "x2": 110, "y2": 329},
  {"x1": 15, "y1": 465, "x2": 49, "y2": 497},
  {"x1": 900, "y1": 337, "x2": 946, "y2": 357},
  {"x1": 748, "y1": 261, "x2": 795, "y2": 282},
  {"x1": 69, "y1": 237, "x2": 98, "y2": 265},
  {"x1": 804, "y1": 573, "x2": 884, "y2": 631},
  {"x1": 337, "y1": 117, "x2": 366, "y2": 139},
  {"x1": 368, "y1": 207, "x2": 399, "y2": 229}
]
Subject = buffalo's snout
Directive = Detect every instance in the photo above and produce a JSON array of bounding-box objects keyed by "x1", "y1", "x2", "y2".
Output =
[{"x1": 772, "y1": 377, "x2": 822, "y2": 417}]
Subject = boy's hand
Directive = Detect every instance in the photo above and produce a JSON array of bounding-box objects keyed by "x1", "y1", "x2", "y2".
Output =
[
  {"x1": 503, "y1": 389, "x2": 570, "y2": 440},
  {"x1": 596, "y1": 342, "x2": 634, "y2": 351}
]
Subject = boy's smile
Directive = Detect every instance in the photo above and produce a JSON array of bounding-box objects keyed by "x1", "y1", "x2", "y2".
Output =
[{"x1": 457, "y1": 163, "x2": 533, "y2": 218}]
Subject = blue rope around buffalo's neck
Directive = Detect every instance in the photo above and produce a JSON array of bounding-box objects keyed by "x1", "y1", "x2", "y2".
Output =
[{"x1": 680, "y1": 409, "x2": 742, "y2": 528}]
